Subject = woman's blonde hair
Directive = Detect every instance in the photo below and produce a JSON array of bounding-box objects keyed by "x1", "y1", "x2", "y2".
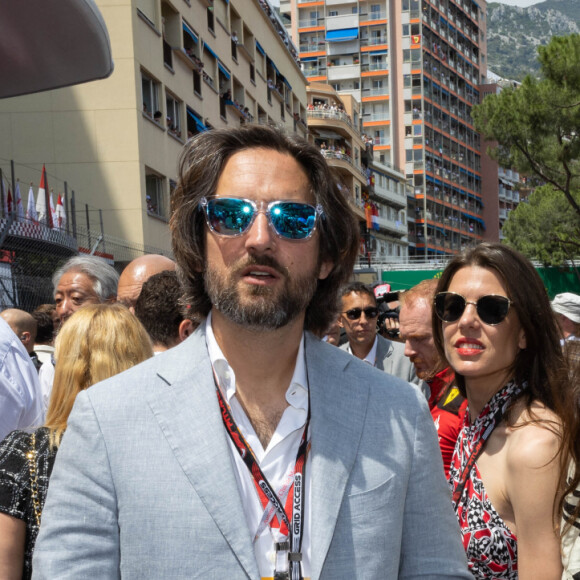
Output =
[{"x1": 44, "y1": 303, "x2": 153, "y2": 447}]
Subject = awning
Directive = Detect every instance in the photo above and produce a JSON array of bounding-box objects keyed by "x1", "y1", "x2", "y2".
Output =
[
  {"x1": 369, "y1": 49, "x2": 388, "y2": 55},
  {"x1": 283, "y1": 77, "x2": 292, "y2": 90},
  {"x1": 218, "y1": 62, "x2": 231, "y2": 80},
  {"x1": 325, "y1": 28, "x2": 358, "y2": 42},
  {"x1": 268, "y1": 57, "x2": 280, "y2": 76},
  {"x1": 187, "y1": 109, "x2": 208, "y2": 133},
  {"x1": 182, "y1": 22, "x2": 197, "y2": 43},
  {"x1": 301, "y1": 56, "x2": 318, "y2": 62},
  {"x1": 256, "y1": 41, "x2": 265, "y2": 56},
  {"x1": 203, "y1": 42, "x2": 218, "y2": 60},
  {"x1": 315, "y1": 129, "x2": 343, "y2": 140}
]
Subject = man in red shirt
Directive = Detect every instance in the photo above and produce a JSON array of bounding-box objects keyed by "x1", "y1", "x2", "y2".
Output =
[{"x1": 398, "y1": 279, "x2": 467, "y2": 477}]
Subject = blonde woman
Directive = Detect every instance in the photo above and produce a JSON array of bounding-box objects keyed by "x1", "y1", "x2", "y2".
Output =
[{"x1": 0, "y1": 303, "x2": 153, "y2": 580}]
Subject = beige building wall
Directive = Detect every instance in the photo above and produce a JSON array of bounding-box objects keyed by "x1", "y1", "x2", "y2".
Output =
[{"x1": 0, "y1": 0, "x2": 307, "y2": 256}]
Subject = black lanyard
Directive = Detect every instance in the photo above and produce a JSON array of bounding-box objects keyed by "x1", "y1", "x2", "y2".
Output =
[{"x1": 215, "y1": 373, "x2": 309, "y2": 580}]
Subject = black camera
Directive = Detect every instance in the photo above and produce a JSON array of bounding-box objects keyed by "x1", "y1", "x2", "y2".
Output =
[{"x1": 373, "y1": 284, "x2": 400, "y2": 339}]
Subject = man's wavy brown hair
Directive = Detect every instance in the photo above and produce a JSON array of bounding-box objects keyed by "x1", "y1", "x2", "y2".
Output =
[{"x1": 170, "y1": 125, "x2": 360, "y2": 336}]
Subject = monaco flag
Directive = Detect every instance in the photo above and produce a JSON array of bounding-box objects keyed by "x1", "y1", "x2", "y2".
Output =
[
  {"x1": 26, "y1": 184, "x2": 38, "y2": 222},
  {"x1": 56, "y1": 194, "x2": 66, "y2": 230},
  {"x1": 35, "y1": 165, "x2": 53, "y2": 227}
]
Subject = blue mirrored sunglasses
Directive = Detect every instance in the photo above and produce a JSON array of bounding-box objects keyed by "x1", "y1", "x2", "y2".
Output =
[{"x1": 200, "y1": 197, "x2": 323, "y2": 241}]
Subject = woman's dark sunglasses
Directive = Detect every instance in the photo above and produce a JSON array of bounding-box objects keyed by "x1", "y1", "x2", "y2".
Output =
[
  {"x1": 200, "y1": 197, "x2": 323, "y2": 241},
  {"x1": 434, "y1": 292, "x2": 512, "y2": 326},
  {"x1": 343, "y1": 307, "x2": 379, "y2": 320}
]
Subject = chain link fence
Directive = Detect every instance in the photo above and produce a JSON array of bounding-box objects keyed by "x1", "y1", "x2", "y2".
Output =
[{"x1": 0, "y1": 215, "x2": 171, "y2": 312}]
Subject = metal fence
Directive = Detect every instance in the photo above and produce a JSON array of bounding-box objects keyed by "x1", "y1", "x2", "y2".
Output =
[{"x1": 0, "y1": 214, "x2": 170, "y2": 312}]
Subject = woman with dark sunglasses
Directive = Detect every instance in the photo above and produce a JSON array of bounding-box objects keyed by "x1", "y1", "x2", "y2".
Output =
[{"x1": 432, "y1": 243, "x2": 573, "y2": 579}]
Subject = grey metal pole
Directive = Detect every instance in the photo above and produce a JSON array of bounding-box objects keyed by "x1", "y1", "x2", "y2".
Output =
[
  {"x1": 10, "y1": 161, "x2": 16, "y2": 219},
  {"x1": 99, "y1": 209, "x2": 106, "y2": 254},
  {"x1": 71, "y1": 191, "x2": 77, "y2": 239},
  {"x1": 64, "y1": 182, "x2": 69, "y2": 235},
  {"x1": 86, "y1": 204, "x2": 91, "y2": 252}
]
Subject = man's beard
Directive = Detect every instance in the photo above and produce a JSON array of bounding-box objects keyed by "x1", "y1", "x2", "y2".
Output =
[{"x1": 204, "y1": 255, "x2": 320, "y2": 330}]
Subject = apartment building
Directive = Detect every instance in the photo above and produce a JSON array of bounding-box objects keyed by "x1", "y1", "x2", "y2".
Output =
[
  {"x1": 281, "y1": 0, "x2": 488, "y2": 257},
  {"x1": 307, "y1": 83, "x2": 409, "y2": 262},
  {"x1": 0, "y1": 0, "x2": 308, "y2": 255}
]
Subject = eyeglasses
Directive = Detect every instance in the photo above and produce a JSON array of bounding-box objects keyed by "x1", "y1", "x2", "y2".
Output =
[
  {"x1": 200, "y1": 197, "x2": 323, "y2": 241},
  {"x1": 343, "y1": 307, "x2": 379, "y2": 320},
  {"x1": 434, "y1": 292, "x2": 512, "y2": 326}
]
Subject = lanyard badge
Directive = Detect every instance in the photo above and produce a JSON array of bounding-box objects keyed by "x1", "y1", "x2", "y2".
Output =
[{"x1": 214, "y1": 375, "x2": 310, "y2": 580}]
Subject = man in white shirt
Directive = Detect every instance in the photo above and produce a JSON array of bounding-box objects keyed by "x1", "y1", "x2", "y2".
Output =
[
  {"x1": 339, "y1": 282, "x2": 419, "y2": 386},
  {"x1": 0, "y1": 316, "x2": 43, "y2": 440},
  {"x1": 34, "y1": 126, "x2": 469, "y2": 579}
]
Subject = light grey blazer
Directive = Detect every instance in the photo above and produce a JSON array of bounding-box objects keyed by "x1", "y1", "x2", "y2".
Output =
[
  {"x1": 341, "y1": 334, "x2": 429, "y2": 399},
  {"x1": 33, "y1": 326, "x2": 469, "y2": 579}
]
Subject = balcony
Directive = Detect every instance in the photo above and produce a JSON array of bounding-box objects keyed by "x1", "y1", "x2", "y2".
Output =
[
  {"x1": 326, "y1": 14, "x2": 359, "y2": 30},
  {"x1": 363, "y1": 87, "x2": 389, "y2": 97},
  {"x1": 327, "y1": 63, "x2": 361, "y2": 80},
  {"x1": 307, "y1": 108, "x2": 353, "y2": 130},
  {"x1": 375, "y1": 215, "x2": 407, "y2": 235},
  {"x1": 360, "y1": 11, "x2": 387, "y2": 22},
  {"x1": 372, "y1": 183, "x2": 407, "y2": 208},
  {"x1": 361, "y1": 62, "x2": 388, "y2": 73},
  {"x1": 365, "y1": 112, "x2": 390, "y2": 122},
  {"x1": 302, "y1": 66, "x2": 326, "y2": 78}
]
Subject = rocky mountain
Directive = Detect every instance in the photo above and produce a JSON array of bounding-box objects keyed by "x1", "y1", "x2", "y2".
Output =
[{"x1": 486, "y1": 0, "x2": 580, "y2": 81}]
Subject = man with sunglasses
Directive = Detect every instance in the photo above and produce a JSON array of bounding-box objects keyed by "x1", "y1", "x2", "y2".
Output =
[
  {"x1": 398, "y1": 279, "x2": 467, "y2": 478},
  {"x1": 338, "y1": 282, "x2": 419, "y2": 386},
  {"x1": 34, "y1": 126, "x2": 469, "y2": 580}
]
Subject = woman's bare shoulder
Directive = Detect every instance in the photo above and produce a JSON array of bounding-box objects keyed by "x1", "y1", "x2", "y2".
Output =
[{"x1": 507, "y1": 400, "x2": 562, "y2": 470}]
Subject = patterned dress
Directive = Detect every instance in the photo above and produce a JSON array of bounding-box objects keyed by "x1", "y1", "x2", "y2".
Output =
[
  {"x1": 0, "y1": 428, "x2": 57, "y2": 580},
  {"x1": 449, "y1": 381, "x2": 524, "y2": 579}
]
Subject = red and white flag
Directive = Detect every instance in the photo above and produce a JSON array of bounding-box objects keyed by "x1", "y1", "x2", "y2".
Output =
[
  {"x1": 56, "y1": 194, "x2": 67, "y2": 230},
  {"x1": 36, "y1": 165, "x2": 53, "y2": 227},
  {"x1": 26, "y1": 184, "x2": 38, "y2": 222}
]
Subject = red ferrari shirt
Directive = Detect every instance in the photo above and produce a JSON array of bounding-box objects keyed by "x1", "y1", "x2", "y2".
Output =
[{"x1": 427, "y1": 367, "x2": 467, "y2": 478}]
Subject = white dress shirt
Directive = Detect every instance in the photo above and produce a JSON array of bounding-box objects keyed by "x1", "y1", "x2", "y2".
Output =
[
  {"x1": 346, "y1": 334, "x2": 378, "y2": 366},
  {"x1": 205, "y1": 313, "x2": 311, "y2": 579},
  {"x1": 0, "y1": 317, "x2": 44, "y2": 440}
]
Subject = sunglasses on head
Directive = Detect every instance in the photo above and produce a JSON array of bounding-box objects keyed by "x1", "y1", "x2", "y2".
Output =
[
  {"x1": 200, "y1": 197, "x2": 323, "y2": 241},
  {"x1": 434, "y1": 292, "x2": 512, "y2": 326},
  {"x1": 343, "y1": 307, "x2": 379, "y2": 320}
]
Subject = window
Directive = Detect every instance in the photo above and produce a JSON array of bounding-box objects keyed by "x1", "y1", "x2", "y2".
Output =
[
  {"x1": 402, "y1": 24, "x2": 409, "y2": 36},
  {"x1": 328, "y1": 10, "x2": 338, "y2": 16},
  {"x1": 141, "y1": 72, "x2": 160, "y2": 118},
  {"x1": 250, "y1": 63, "x2": 255, "y2": 83},
  {"x1": 166, "y1": 93, "x2": 182, "y2": 138},
  {"x1": 146, "y1": 171, "x2": 167, "y2": 219},
  {"x1": 207, "y1": 7, "x2": 214, "y2": 33},
  {"x1": 193, "y1": 70, "x2": 201, "y2": 95}
]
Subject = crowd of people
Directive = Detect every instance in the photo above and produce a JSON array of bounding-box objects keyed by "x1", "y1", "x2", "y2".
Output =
[{"x1": 0, "y1": 124, "x2": 577, "y2": 579}]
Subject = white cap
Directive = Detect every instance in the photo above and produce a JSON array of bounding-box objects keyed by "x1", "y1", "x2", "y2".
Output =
[{"x1": 551, "y1": 292, "x2": 580, "y2": 323}]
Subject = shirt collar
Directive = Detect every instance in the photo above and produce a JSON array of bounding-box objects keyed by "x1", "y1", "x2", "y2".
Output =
[
  {"x1": 205, "y1": 311, "x2": 309, "y2": 410},
  {"x1": 347, "y1": 334, "x2": 378, "y2": 366}
]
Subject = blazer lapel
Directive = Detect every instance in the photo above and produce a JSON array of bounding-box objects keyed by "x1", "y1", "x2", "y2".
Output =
[
  {"x1": 375, "y1": 335, "x2": 393, "y2": 373},
  {"x1": 305, "y1": 335, "x2": 370, "y2": 580},
  {"x1": 145, "y1": 327, "x2": 260, "y2": 580}
]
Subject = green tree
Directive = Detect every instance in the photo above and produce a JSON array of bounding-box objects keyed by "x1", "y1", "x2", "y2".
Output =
[
  {"x1": 502, "y1": 185, "x2": 580, "y2": 270},
  {"x1": 473, "y1": 34, "x2": 580, "y2": 222}
]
